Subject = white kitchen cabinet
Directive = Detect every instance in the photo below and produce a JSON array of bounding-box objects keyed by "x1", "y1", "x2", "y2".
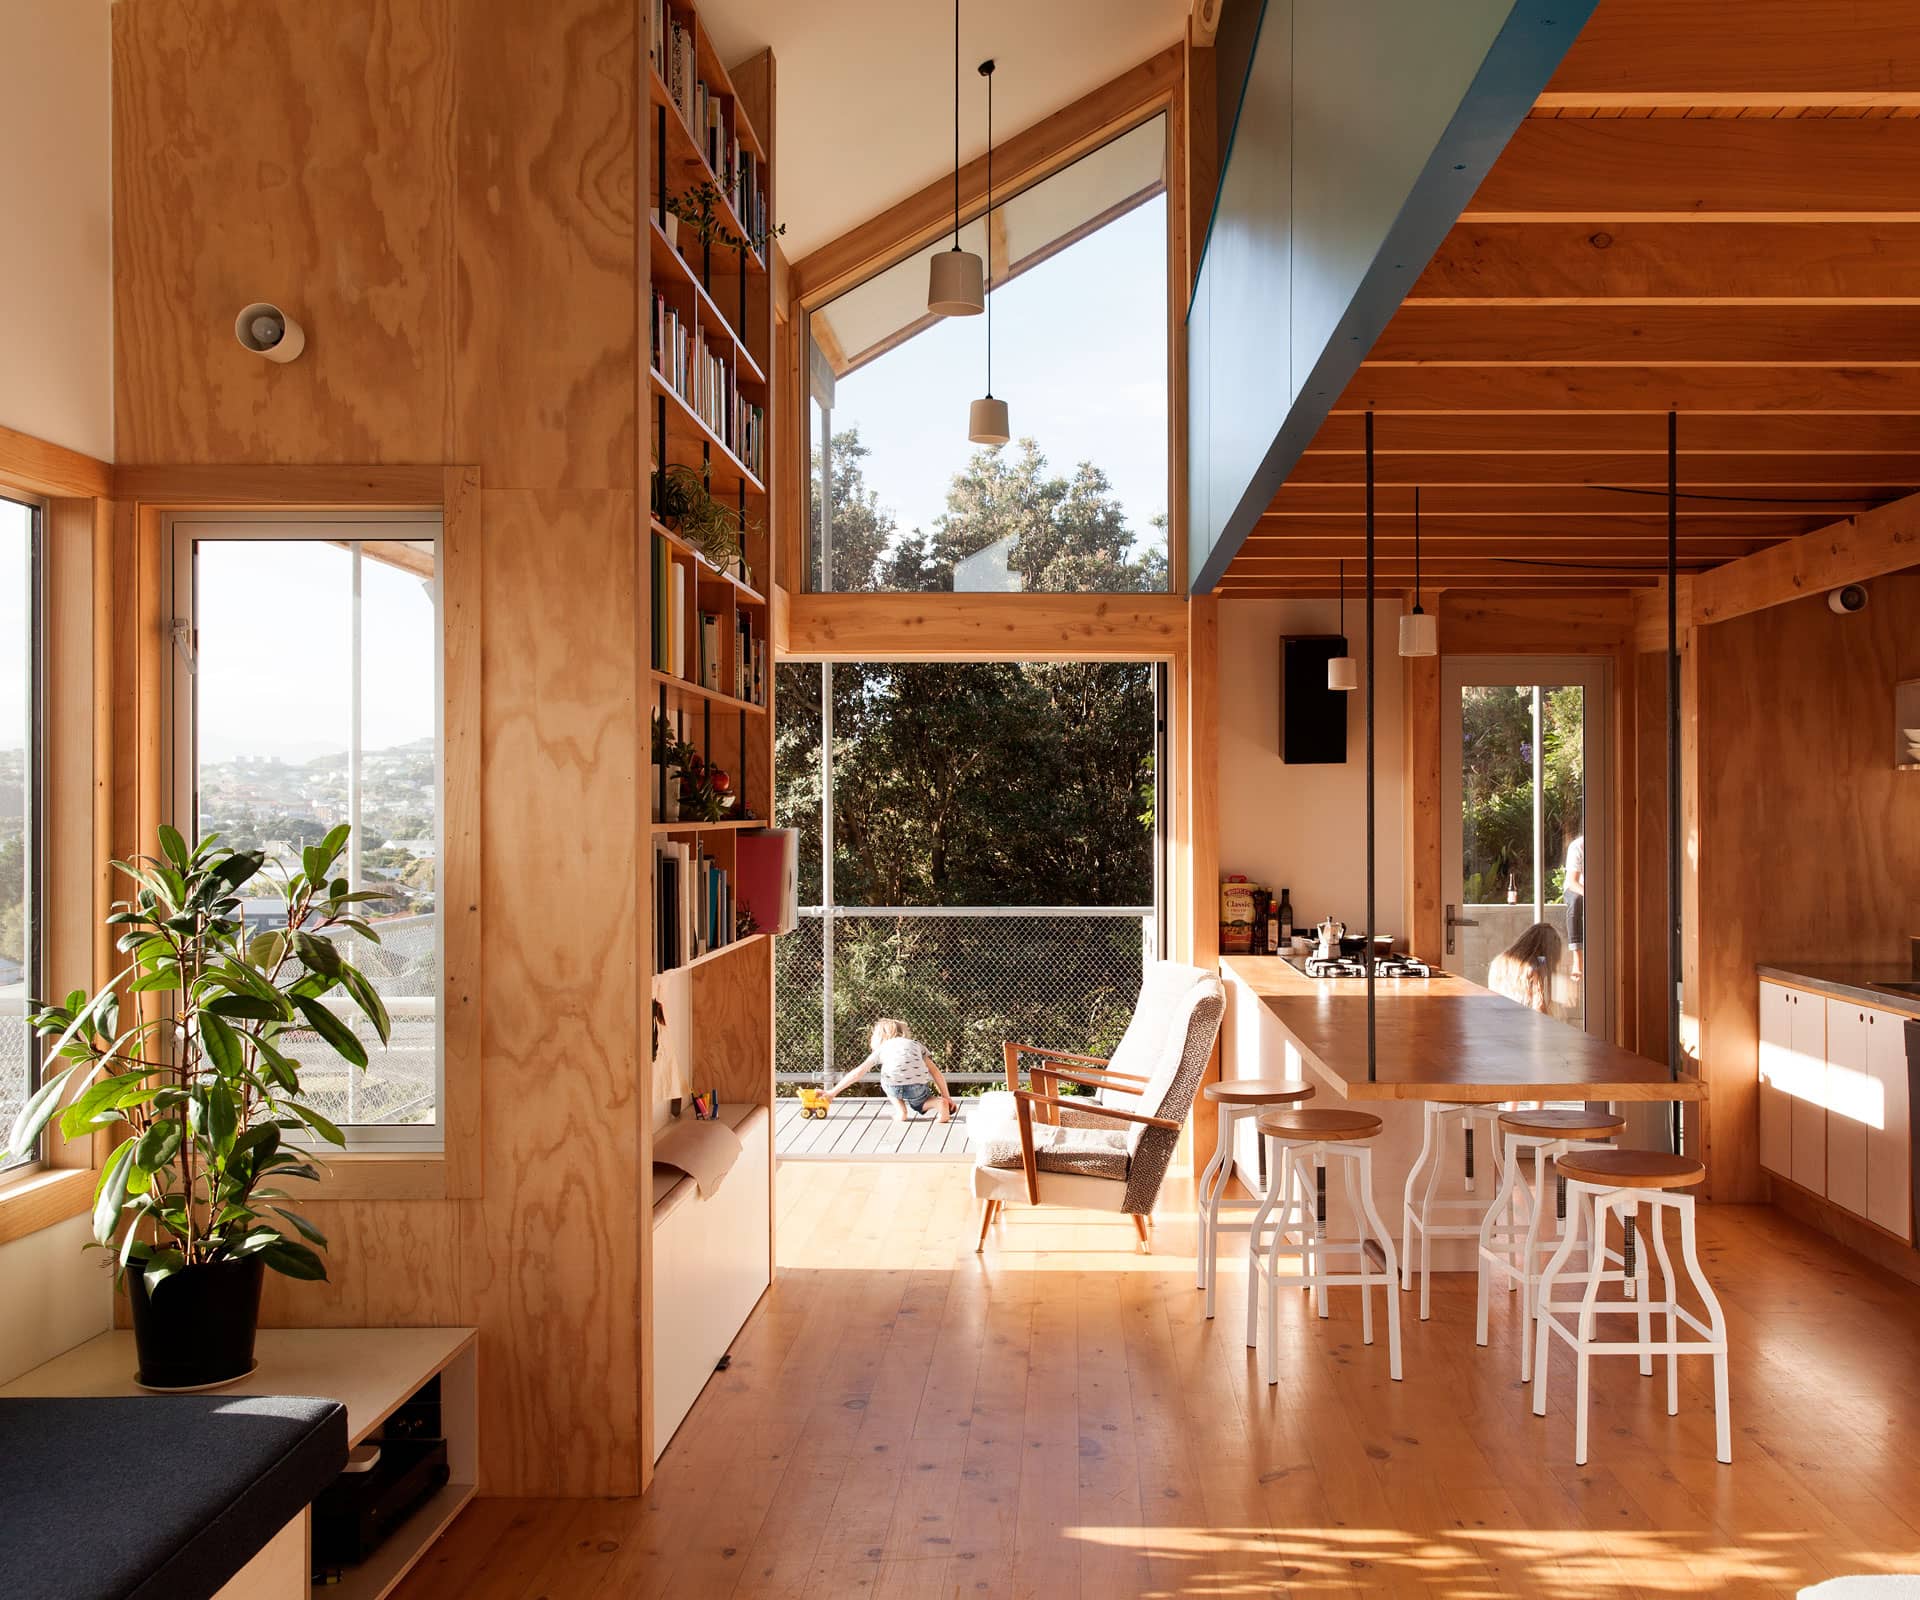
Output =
[
  {"x1": 1825, "y1": 1000, "x2": 1870, "y2": 1218},
  {"x1": 1866, "y1": 1006, "x2": 1913, "y2": 1242},
  {"x1": 1790, "y1": 988, "x2": 1828, "y2": 1195},
  {"x1": 1758, "y1": 982, "x2": 1794, "y2": 1179}
]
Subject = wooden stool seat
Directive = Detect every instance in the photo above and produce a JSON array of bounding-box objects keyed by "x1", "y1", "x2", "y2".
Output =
[
  {"x1": 1552, "y1": 1148, "x2": 1705, "y2": 1190},
  {"x1": 1497, "y1": 1108, "x2": 1626, "y2": 1141},
  {"x1": 1256, "y1": 1107, "x2": 1382, "y2": 1143},
  {"x1": 1204, "y1": 1077, "x2": 1315, "y2": 1106}
]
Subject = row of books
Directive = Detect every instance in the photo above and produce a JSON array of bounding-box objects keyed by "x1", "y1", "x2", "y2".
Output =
[
  {"x1": 651, "y1": 289, "x2": 766, "y2": 478},
  {"x1": 648, "y1": 1, "x2": 769, "y2": 259},
  {"x1": 735, "y1": 606, "x2": 767, "y2": 708},
  {"x1": 654, "y1": 839, "x2": 735, "y2": 970},
  {"x1": 650, "y1": 535, "x2": 689, "y2": 678}
]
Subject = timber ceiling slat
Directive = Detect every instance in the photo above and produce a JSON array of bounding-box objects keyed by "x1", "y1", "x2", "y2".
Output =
[
  {"x1": 1229, "y1": 0, "x2": 1920, "y2": 596},
  {"x1": 1465, "y1": 119, "x2": 1920, "y2": 220}
]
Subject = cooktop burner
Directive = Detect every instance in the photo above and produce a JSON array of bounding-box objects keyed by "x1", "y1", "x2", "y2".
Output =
[{"x1": 1288, "y1": 954, "x2": 1443, "y2": 980}]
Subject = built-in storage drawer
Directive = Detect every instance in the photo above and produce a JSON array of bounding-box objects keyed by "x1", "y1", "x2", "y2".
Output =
[{"x1": 1759, "y1": 980, "x2": 1912, "y2": 1243}]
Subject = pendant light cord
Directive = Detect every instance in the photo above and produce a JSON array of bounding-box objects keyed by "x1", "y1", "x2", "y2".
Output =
[
  {"x1": 983, "y1": 61, "x2": 994, "y2": 394},
  {"x1": 1337, "y1": 558, "x2": 1345, "y2": 637},
  {"x1": 1413, "y1": 486, "x2": 1422, "y2": 609},
  {"x1": 951, "y1": 0, "x2": 961, "y2": 250}
]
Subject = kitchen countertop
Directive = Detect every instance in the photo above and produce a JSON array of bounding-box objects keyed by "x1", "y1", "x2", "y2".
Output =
[
  {"x1": 1221, "y1": 954, "x2": 1706, "y2": 1104},
  {"x1": 1756, "y1": 963, "x2": 1920, "y2": 1019}
]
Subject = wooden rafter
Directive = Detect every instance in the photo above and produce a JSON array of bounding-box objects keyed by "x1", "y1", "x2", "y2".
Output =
[{"x1": 1228, "y1": 0, "x2": 1920, "y2": 594}]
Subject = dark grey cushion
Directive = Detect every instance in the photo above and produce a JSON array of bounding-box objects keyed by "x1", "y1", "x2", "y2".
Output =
[{"x1": 0, "y1": 1394, "x2": 347, "y2": 1599}]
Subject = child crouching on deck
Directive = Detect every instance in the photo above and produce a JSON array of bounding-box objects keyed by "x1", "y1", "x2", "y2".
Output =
[{"x1": 824, "y1": 1019, "x2": 959, "y2": 1123}]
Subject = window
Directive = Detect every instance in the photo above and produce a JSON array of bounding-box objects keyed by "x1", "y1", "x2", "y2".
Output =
[
  {"x1": 807, "y1": 114, "x2": 1169, "y2": 594},
  {"x1": 0, "y1": 495, "x2": 39, "y2": 1175},
  {"x1": 171, "y1": 520, "x2": 443, "y2": 1147}
]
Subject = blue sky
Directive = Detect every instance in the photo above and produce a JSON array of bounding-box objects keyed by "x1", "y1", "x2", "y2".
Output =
[{"x1": 829, "y1": 195, "x2": 1170, "y2": 551}]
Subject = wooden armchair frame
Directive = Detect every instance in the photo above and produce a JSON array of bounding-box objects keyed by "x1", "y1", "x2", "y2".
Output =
[{"x1": 1000, "y1": 1041, "x2": 1152, "y2": 1128}]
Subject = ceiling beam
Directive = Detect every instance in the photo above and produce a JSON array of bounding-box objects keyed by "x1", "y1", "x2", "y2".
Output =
[
  {"x1": 1238, "y1": 538, "x2": 1781, "y2": 558},
  {"x1": 1304, "y1": 412, "x2": 1920, "y2": 453},
  {"x1": 1541, "y1": 0, "x2": 1920, "y2": 101},
  {"x1": 1266, "y1": 484, "x2": 1879, "y2": 517},
  {"x1": 1691, "y1": 487, "x2": 1920, "y2": 623},
  {"x1": 1465, "y1": 118, "x2": 1920, "y2": 220},
  {"x1": 1334, "y1": 364, "x2": 1920, "y2": 412},
  {"x1": 1366, "y1": 305, "x2": 1920, "y2": 365},
  {"x1": 1409, "y1": 222, "x2": 1920, "y2": 304},
  {"x1": 1284, "y1": 451, "x2": 1920, "y2": 487}
]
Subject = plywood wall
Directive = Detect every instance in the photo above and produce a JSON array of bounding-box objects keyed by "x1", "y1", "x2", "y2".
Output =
[
  {"x1": 1696, "y1": 569, "x2": 1920, "y2": 1204},
  {"x1": 112, "y1": 0, "x2": 646, "y2": 1496}
]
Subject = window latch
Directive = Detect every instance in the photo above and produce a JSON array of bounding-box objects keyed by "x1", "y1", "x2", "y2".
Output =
[{"x1": 170, "y1": 619, "x2": 197, "y2": 675}]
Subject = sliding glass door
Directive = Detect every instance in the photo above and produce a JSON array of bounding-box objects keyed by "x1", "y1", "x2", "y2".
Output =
[{"x1": 1441, "y1": 657, "x2": 1611, "y2": 1039}]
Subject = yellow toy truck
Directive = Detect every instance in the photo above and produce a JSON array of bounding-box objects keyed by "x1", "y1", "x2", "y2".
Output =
[{"x1": 796, "y1": 1086, "x2": 831, "y2": 1120}]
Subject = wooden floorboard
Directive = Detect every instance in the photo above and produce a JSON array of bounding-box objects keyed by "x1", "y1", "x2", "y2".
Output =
[
  {"x1": 775, "y1": 1098, "x2": 974, "y2": 1161},
  {"x1": 396, "y1": 1164, "x2": 1920, "y2": 1599}
]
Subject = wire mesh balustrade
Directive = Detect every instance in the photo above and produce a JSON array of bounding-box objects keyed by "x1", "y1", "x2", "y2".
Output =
[{"x1": 775, "y1": 906, "x2": 1154, "y2": 1092}]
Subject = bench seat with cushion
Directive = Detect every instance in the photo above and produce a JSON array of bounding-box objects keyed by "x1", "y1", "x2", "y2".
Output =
[{"x1": 0, "y1": 1393, "x2": 347, "y2": 1600}]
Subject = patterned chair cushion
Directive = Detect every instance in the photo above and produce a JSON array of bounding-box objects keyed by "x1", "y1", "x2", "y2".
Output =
[{"x1": 975, "y1": 1121, "x2": 1131, "y2": 1181}]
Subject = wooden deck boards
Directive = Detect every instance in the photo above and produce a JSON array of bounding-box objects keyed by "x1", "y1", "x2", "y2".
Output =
[{"x1": 775, "y1": 1097, "x2": 974, "y2": 1160}]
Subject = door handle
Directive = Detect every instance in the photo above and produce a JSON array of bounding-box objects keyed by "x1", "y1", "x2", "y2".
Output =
[{"x1": 1444, "y1": 903, "x2": 1477, "y2": 956}]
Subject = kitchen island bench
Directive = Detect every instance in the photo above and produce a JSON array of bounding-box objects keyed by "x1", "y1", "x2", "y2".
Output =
[{"x1": 1218, "y1": 955, "x2": 1704, "y2": 1270}]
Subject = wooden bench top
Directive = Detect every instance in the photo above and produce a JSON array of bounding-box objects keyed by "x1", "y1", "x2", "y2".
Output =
[{"x1": 1221, "y1": 956, "x2": 1707, "y2": 1105}]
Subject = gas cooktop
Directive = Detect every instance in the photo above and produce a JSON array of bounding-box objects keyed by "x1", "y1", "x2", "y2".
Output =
[{"x1": 1284, "y1": 954, "x2": 1444, "y2": 980}]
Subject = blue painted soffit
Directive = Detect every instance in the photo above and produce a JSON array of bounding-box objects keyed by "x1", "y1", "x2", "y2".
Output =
[{"x1": 1186, "y1": 0, "x2": 1599, "y2": 594}]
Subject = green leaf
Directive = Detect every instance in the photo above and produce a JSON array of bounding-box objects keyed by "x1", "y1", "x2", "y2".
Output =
[
  {"x1": 92, "y1": 1139, "x2": 137, "y2": 1246},
  {"x1": 201, "y1": 1087, "x2": 239, "y2": 1158},
  {"x1": 199, "y1": 1011, "x2": 244, "y2": 1078},
  {"x1": 294, "y1": 930, "x2": 344, "y2": 980},
  {"x1": 294, "y1": 998, "x2": 368, "y2": 1069},
  {"x1": 129, "y1": 968, "x2": 182, "y2": 995},
  {"x1": 247, "y1": 931, "x2": 290, "y2": 971},
  {"x1": 157, "y1": 824, "x2": 190, "y2": 869},
  {"x1": 284, "y1": 1099, "x2": 345, "y2": 1148},
  {"x1": 338, "y1": 964, "x2": 392, "y2": 1047},
  {"x1": 261, "y1": 1239, "x2": 329, "y2": 1281},
  {"x1": 205, "y1": 994, "x2": 284, "y2": 1022},
  {"x1": 142, "y1": 1248, "x2": 186, "y2": 1297},
  {"x1": 270, "y1": 1206, "x2": 328, "y2": 1248},
  {"x1": 319, "y1": 822, "x2": 350, "y2": 869},
  {"x1": 131, "y1": 1120, "x2": 182, "y2": 1174},
  {"x1": 5, "y1": 1064, "x2": 79, "y2": 1161}
]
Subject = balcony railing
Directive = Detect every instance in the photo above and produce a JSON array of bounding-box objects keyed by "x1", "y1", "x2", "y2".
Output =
[{"x1": 775, "y1": 906, "x2": 1155, "y2": 1089}]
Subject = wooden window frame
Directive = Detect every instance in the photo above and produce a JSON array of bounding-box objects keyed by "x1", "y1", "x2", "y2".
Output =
[{"x1": 112, "y1": 465, "x2": 483, "y2": 1204}]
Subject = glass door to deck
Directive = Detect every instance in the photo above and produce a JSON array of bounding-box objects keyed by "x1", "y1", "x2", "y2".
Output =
[{"x1": 1441, "y1": 657, "x2": 1611, "y2": 1040}]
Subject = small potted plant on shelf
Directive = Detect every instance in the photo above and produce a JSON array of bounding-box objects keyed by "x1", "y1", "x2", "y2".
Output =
[
  {"x1": 664, "y1": 170, "x2": 785, "y2": 260},
  {"x1": 677, "y1": 754, "x2": 738, "y2": 822},
  {"x1": 652, "y1": 709, "x2": 690, "y2": 822},
  {"x1": 4, "y1": 825, "x2": 393, "y2": 1391},
  {"x1": 657, "y1": 462, "x2": 755, "y2": 584}
]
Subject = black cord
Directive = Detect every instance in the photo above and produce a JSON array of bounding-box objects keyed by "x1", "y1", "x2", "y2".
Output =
[
  {"x1": 983, "y1": 61, "x2": 994, "y2": 392},
  {"x1": 1413, "y1": 486, "x2": 1421, "y2": 607},
  {"x1": 1586, "y1": 484, "x2": 1877, "y2": 507},
  {"x1": 951, "y1": 0, "x2": 960, "y2": 249}
]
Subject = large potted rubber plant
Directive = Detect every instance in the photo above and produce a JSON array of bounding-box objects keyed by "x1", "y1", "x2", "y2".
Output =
[{"x1": 3, "y1": 824, "x2": 392, "y2": 1389}]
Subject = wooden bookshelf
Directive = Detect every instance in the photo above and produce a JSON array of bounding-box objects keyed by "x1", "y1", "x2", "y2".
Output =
[{"x1": 642, "y1": 0, "x2": 779, "y2": 1475}]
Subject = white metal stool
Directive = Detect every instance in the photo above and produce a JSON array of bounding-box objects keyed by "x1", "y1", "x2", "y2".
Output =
[
  {"x1": 1401, "y1": 1099, "x2": 1515, "y2": 1319},
  {"x1": 1475, "y1": 1107, "x2": 1625, "y2": 1379},
  {"x1": 1195, "y1": 1077, "x2": 1315, "y2": 1317},
  {"x1": 1248, "y1": 1107, "x2": 1402, "y2": 1384},
  {"x1": 1530, "y1": 1149, "x2": 1731, "y2": 1465}
]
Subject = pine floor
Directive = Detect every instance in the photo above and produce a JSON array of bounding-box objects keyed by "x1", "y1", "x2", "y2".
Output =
[
  {"x1": 776, "y1": 1097, "x2": 974, "y2": 1159},
  {"x1": 394, "y1": 1161, "x2": 1920, "y2": 1598}
]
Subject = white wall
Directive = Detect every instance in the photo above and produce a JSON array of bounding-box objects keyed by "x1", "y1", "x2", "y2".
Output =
[
  {"x1": 0, "y1": 0, "x2": 116, "y2": 1379},
  {"x1": 1216, "y1": 598, "x2": 1408, "y2": 943},
  {"x1": 0, "y1": 1213, "x2": 114, "y2": 1383},
  {"x1": 0, "y1": 0, "x2": 113, "y2": 460}
]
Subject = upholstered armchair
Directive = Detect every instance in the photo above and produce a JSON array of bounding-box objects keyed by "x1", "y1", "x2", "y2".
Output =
[{"x1": 965, "y1": 961, "x2": 1225, "y2": 1252}]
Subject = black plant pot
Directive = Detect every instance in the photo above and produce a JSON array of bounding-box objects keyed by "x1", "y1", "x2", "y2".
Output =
[{"x1": 127, "y1": 1256, "x2": 266, "y2": 1391}]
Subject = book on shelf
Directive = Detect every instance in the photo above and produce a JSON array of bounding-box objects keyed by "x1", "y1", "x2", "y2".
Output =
[
  {"x1": 654, "y1": 837, "x2": 737, "y2": 969},
  {"x1": 697, "y1": 611, "x2": 722, "y2": 691},
  {"x1": 671, "y1": 560, "x2": 687, "y2": 678},
  {"x1": 734, "y1": 606, "x2": 766, "y2": 707},
  {"x1": 650, "y1": 534, "x2": 672, "y2": 672}
]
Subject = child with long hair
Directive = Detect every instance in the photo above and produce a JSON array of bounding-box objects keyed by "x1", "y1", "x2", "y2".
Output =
[{"x1": 823, "y1": 1018, "x2": 960, "y2": 1123}]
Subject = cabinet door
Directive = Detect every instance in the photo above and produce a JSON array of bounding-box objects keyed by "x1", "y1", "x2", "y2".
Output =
[
  {"x1": 1866, "y1": 1007, "x2": 1913, "y2": 1241},
  {"x1": 1825, "y1": 1001, "x2": 1870, "y2": 1218},
  {"x1": 1790, "y1": 991, "x2": 1827, "y2": 1195},
  {"x1": 1758, "y1": 983, "x2": 1794, "y2": 1177}
]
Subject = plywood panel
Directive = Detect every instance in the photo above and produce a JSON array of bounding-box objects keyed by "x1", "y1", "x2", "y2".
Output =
[
  {"x1": 451, "y1": 0, "x2": 637, "y2": 489},
  {"x1": 1697, "y1": 571, "x2": 1920, "y2": 1205},
  {"x1": 469, "y1": 488, "x2": 641, "y2": 1496},
  {"x1": 111, "y1": 0, "x2": 455, "y2": 463},
  {"x1": 686, "y1": 934, "x2": 774, "y2": 1108}
]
